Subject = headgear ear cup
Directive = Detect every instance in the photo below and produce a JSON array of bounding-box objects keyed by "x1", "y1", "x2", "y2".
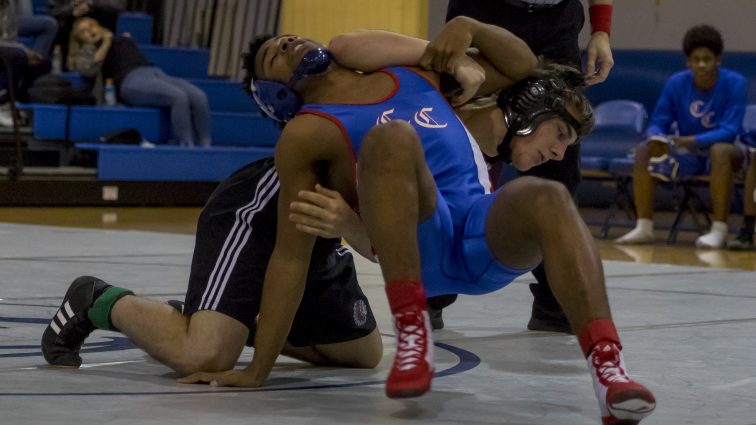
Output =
[
  {"x1": 250, "y1": 47, "x2": 332, "y2": 123},
  {"x1": 250, "y1": 80, "x2": 301, "y2": 122}
]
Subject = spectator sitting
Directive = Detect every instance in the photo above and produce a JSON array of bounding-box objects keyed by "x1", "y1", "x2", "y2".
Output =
[
  {"x1": 615, "y1": 24, "x2": 747, "y2": 249},
  {"x1": 727, "y1": 143, "x2": 756, "y2": 250},
  {"x1": 49, "y1": 0, "x2": 124, "y2": 70},
  {"x1": 16, "y1": 0, "x2": 59, "y2": 60},
  {"x1": 68, "y1": 17, "x2": 212, "y2": 147},
  {"x1": 1, "y1": 0, "x2": 53, "y2": 127}
]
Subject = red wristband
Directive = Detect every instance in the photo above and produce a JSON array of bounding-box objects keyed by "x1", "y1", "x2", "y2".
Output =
[{"x1": 589, "y1": 4, "x2": 613, "y2": 35}]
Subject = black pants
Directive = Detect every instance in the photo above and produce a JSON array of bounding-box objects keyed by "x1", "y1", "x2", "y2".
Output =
[
  {"x1": 0, "y1": 46, "x2": 51, "y2": 103},
  {"x1": 428, "y1": 0, "x2": 585, "y2": 312}
]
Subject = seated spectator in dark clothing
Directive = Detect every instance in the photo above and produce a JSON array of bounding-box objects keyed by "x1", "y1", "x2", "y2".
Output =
[
  {"x1": 13, "y1": 0, "x2": 59, "y2": 60},
  {"x1": 68, "y1": 17, "x2": 212, "y2": 147},
  {"x1": 1, "y1": 0, "x2": 52, "y2": 126},
  {"x1": 49, "y1": 0, "x2": 122, "y2": 70}
]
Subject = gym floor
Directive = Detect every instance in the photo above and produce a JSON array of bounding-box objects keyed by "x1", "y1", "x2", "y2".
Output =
[{"x1": 0, "y1": 208, "x2": 754, "y2": 425}]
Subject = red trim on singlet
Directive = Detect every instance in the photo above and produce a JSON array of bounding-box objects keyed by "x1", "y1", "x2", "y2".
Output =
[
  {"x1": 370, "y1": 69, "x2": 400, "y2": 104},
  {"x1": 297, "y1": 108, "x2": 358, "y2": 208}
]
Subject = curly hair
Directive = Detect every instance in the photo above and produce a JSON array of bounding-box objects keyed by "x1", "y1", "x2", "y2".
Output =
[
  {"x1": 240, "y1": 34, "x2": 273, "y2": 98},
  {"x1": 682, "y1": 25, "x2": 723, "y2": 57}
]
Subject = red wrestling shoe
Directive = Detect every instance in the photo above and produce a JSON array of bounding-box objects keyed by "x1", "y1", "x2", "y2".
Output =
[
  {"x1": 588, "y1": 341, "x2": 656, "y2": 425},
  {"x1": 386, "y1": 308, "x2": 434, "y2": 398}
]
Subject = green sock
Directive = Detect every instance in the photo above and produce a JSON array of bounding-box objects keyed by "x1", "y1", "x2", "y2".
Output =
[{"x1": 87, "y1": 286, "x2": 134, "y2": 330}]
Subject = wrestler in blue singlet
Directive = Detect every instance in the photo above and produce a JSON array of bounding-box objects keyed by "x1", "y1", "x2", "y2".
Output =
[{"x1": 301, "y1": 67, "x2": 531, "y2": 296}]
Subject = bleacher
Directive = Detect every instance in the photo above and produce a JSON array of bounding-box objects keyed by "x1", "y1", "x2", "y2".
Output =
[
  {"x1": 15, "y1": 9, "x2": 280, "y2": 185},
  {"x1": 8, "y1": 7, "x2": 756, "y2": 212}
]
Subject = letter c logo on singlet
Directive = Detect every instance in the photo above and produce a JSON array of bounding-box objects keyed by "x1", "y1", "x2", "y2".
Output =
[
  {"x1": 414, "y1": 107, "x2": 448, "y2": 129},
  {"x1": 376, "y1": 108, "x2": 396, "y2": 125},
  {"x1": 689, "y1": 100, "x2": 716, "y2": 128},
  {"x1": 375, "y1": 107, "x2": 448, "y2": 129}
]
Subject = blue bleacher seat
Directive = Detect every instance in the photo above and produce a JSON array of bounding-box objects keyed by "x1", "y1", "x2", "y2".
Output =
[
  {"x1": 27, "y1": 103, "x2": 280, "y2": 148},
  {"x1": 139, "y1": 45, "x2": 210, "y2": 79},
  {"x1": 580, "y1": 100, "x2": 647, "y2": 171},
  {"x1": 29, "y1": 104, "x2": 169, "y2": 143},
  {"x1": 190, "y1": 79, "x2": 258, "y2": 113},
  {"x1": 743, "y1": 104, "x2": 756, "y2": 145},
  {"x1": 578, "y1": 100, "x2": 647, "y2": 238},
  {"x1": 31, "y1": 0, "x2": 47, "y2": 15},
  {"x1": 75, "y1": 144, "x2": 274, "y2": 181},
  {"x1": 116, "y1": 13, "x2": 153, "y2": 45},
  {"x1": 211, "y1": 112, "x2": 280, "y2": 147}
]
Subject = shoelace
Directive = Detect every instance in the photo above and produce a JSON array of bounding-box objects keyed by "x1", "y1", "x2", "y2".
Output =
[
  {"x1": 592, "y1": 343, "x2": 630, "y2": 384},
  {"x1": 394, "y1": 312, "x2": 427, "y2": 372}
]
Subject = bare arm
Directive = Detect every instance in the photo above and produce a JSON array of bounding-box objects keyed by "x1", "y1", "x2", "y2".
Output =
[
  {"x1": 330, "y1": 29, "x2": 485, "y2": 105},
  {"x1": 178, "y1": 116, "x2": 339, "y2": 387},
  {"x1": 290, "y1": 184, "x2": 376, "y2": 262},
  {"x1": 328, "y1": 30, "x2": 429, "y2": 73},
  {"x1": 421, "y1": 16, "x2": 536, "y2": 97},
  {"x1": 585, "y1": 0, "x2": 614, "y2": 85},
  {"x1": 330, "y1": 17, "x2": 535, "y2": 101},
  {"x1": 92, "y1": 31, "x2": 113, "y2": 65},
  {"x1": 70, "y1": 34, "x2": 112, "y2": 77}
]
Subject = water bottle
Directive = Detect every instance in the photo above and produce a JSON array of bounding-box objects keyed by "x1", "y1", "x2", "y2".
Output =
[
  {"x1": 104, "y1": 78, "x2": 117, "y2": 106},
  {"x1": 51, "y1": 45, "x2": 62, "y2": 74}
]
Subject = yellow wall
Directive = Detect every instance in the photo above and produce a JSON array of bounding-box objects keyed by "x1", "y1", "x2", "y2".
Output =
[{"x1": 279, "y1": 0, "x2": 428, "y2": 44}]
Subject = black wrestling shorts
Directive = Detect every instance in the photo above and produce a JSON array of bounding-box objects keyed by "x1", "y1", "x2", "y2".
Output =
[{"x1": 183, "y1": 157, "x2": 376, "y2": 347}]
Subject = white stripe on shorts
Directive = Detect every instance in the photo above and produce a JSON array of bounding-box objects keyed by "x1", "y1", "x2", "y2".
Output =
[{"x1": 199, "y1": 166, "x2": 280, "y2": 311}]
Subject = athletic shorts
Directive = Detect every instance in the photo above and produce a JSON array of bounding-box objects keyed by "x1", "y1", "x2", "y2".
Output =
[
  {"x1": 183, "y1": 157, "x2": 376, "y2": 347},
  {"x1": 675, "y1": 152, "x2": 709, "y2": 178},
  {"x1": 417, "y1": 188, "x2": 532, "y2": 297}
]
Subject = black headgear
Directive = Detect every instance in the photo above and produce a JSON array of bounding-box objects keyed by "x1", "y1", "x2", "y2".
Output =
[{"x1": 495, "y1": 77, "x2": 583, "y2": 162}]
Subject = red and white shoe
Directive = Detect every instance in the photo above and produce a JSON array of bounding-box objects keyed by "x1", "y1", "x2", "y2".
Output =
[
  {"x1": 588, "y1": 341, "x2": 656, "y2": 425},
  {"x1": 385, "y1": 309, "x2": 434, "y2": 398}
]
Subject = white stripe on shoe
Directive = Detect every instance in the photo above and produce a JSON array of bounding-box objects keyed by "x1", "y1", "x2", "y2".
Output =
[
  {"x1": 63, "y1": 301, "x2": 74, "y2": 319},
  {"x1": 51, "y1": 301, "x2": 74, "y2": 335},
  {"x1": 199, "y1": 166, "x2": 280, "y2": 311}
]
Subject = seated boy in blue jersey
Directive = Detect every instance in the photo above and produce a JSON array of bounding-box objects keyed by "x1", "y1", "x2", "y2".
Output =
[
  {"x1": 615, "y1": 25, "x2": 747, "y2": 249},
  {"x1": 178, "y1": 17, "x2": 656, "y2": 424}
]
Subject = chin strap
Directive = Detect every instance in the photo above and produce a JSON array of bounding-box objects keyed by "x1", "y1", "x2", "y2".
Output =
[{"x1": 491, "y1": 125, "x2": 516, "y2": 164}]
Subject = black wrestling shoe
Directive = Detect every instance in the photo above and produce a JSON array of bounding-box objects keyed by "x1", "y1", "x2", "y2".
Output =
[
  {"x1": 426, "y1": 294, "x2": 458, "y2": 331},
  {"x1": 167, "y1": 300, "x2": 185, "y2": 314},
  {"x1": 526, "y1": 283, "x2": 572, "y2": 334},
  {"x1": 41, "y1": 276, "x2": 112, "y2": 367},
  {"x1": 726, "y1": 227, "x2": 754, "y2": 251},
  {"x1": 428, "y1": 306, "x2": 444, "y2": 330}
]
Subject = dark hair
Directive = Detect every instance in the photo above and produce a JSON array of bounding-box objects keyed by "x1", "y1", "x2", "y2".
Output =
[
  {"x1": 682, "y1": 25, "x2": 723, "y2": 57},
  {"x1": 241, "y1": 34, "x2": 273, "y2": 97}
]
